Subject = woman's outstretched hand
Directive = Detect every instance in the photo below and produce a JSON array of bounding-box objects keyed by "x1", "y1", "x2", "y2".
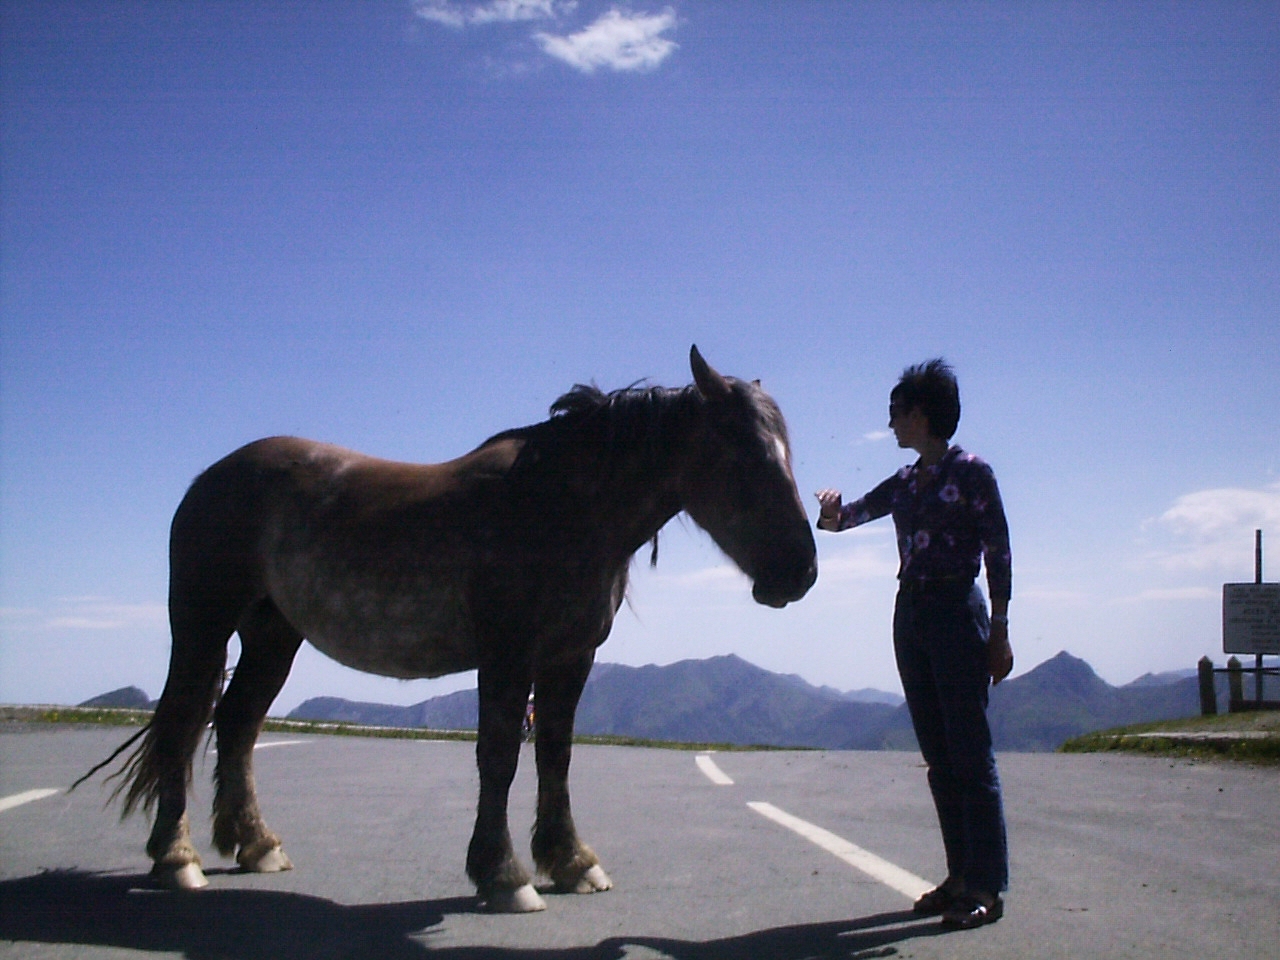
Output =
[{"x1": 815, "y1": 489, "x2": 843, "y2": 529}]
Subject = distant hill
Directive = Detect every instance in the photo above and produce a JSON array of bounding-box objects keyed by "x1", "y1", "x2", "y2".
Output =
[
  {"x1": 985, "y1": 651, "x2": 1222, "y2": 751},
  {"x1": 1124, "y1": 668, "x2": 1199, "y2": 688},
  {"x1": 78, "y1": 686, "x2": 155, "y2": 710},
  {"x1": 289, "y1": 689, "x2": 478, "y2": 730},
  {"x1": 285, "y1": 651, "x2": 1221, "y2": 752},
  {"x1": 572, "y1": 657, "x2": 900, "y2": 749}
]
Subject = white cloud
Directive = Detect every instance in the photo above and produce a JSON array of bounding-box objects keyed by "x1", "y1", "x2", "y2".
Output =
[
  {"x1": 659, "y1": 563, "x2": 749, "y2": 593},
  {"x1": 1116, "y1": 586, "x2": 1219, "y2": 604},
  {"x1": 535, "y1": 8, "x2": 677, "y2": 73},
  {"x1": 414, "y1": 0, "x2": 568, "y2": 29},
  {"x1": 1014, "y1": 586, "x2": 1090, "y2": 604},
  {"x1": 862, "y1": 430, "x2": 891, "y2": 443},
  {"x1": 413, "y1": 3, "x2": 679, "y2": 75},
  {"x1": 474, "y1": 0, "x2": 567, "y2": 25},
  {"x1": 2, "y1": 596, "x2": 168, "y2": 632},
  {"x1": 1144, "y1": 481, "x2": 1280, "y2": 575},
  {"x1": 814, "y1": 545, "x2": 898, "y2": 584}
]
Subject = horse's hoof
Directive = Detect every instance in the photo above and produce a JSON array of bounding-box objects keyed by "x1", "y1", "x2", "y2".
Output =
[
  {"x1": 154, "y1": 862, "x2": 208, "y2": 890},
  {"x1": 482, "y1": 883, "x2": 547, "y2": 913},
  {"x1": 240, "y1": 845, "x2": 293, "y2": 874},
  {"x1": 563, "y1": 863, "x2": 613, "y2": 894}
]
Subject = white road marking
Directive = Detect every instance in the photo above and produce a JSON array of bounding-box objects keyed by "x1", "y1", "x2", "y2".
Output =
[
  {"x1": 1, "y1": 743, "x2": 302, "y2": 815},
  {"x1": 210, "y1": 739, "x2": 307, "y2": 756},
  {"x1": 747, "y1": 800, "x2": 932, "y2": 902},
  {"x1": 0, "y1": 788, "x2": 60, "y2": 813},
  {"x1": 695, "y1": 753, "x2": 734, "y2": 785}
]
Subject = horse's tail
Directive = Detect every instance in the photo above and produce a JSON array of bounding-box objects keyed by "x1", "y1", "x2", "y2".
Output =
[
  {"x1": 69, "y1": 722, "x2": 152, "y2": 796},
  {"x1": 70, "y1": 643, "x2": 227, "y2": 818},
  {"x1": 72, "y1": 444, "x2": 270, "y2": 816},
  {"x1": 68, "y1": 718, "x2": 185, "y2": 818},
  {"x1": 71, "y1": 475, "x2": 242, "y2": 815}
]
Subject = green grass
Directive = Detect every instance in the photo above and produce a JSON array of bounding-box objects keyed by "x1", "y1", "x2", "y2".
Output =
[
  {"x1": 1, "y1": 705, "x2": 792, "y2": 752},
  {"x1": 0, "y1": 706, "x2": 157, "y2": 727},
  {"x1": 1060, "y1": 710, "x2": 1280, "y2": 765}
]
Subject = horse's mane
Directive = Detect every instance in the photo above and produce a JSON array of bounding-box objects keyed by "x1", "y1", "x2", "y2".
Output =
[
  {"x1": 484, "y1": 382, "x2": 701, "y2": 568},
  {"x1": 549, "y1": 382, "x2": 697, "y2": 449},
  {"x1": 487, "y1": 382, "x2": 699, "y2": 460}
]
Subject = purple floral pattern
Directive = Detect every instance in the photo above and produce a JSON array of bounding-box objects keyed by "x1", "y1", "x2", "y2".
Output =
[{"x1": 836, "y1": 446, "x2": 1011, "y2": 601}]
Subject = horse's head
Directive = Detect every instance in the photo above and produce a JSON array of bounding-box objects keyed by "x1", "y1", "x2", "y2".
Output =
[{"x1": 679, "y1": 346, "x2": 818, "y2": 608}]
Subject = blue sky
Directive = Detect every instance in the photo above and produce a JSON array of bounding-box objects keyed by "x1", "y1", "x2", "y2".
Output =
[{"x1": 2, "y1": 1, "x2": 1277, "y2": 711}]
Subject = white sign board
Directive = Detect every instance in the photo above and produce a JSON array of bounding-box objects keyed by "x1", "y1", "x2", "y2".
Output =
[{"x1": 1223, "y1": 583, "x2": 1280, "y2": 655}]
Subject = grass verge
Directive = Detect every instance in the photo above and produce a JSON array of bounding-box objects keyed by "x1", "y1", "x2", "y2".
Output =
[{"x1": 1060, "y1": 711, "x2": 1280, "y2": 765}]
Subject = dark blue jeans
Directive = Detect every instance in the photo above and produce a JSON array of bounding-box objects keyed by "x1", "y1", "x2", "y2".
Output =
[{"x1": 894, "y1": 582, "x2": 1008, "y2": 895}]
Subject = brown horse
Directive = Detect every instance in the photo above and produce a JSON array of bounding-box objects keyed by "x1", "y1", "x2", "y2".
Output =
[{"x1": 79, "y1": 347, "x2": 817, "y2": 911}]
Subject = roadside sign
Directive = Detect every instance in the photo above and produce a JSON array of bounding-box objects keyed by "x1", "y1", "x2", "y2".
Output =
[{"x1": 1223, "y1": 583, "x2": 1280, "y2": 655}]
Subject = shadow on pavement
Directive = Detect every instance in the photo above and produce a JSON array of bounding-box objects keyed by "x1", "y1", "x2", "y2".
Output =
[{"x1": 0, "y1": 869, "x2": 951, "y2": 960}]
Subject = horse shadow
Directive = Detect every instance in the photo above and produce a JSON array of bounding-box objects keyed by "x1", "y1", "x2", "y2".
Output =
[{"x1": 0, "y1": 869, "x2": 950, "y2": 960}]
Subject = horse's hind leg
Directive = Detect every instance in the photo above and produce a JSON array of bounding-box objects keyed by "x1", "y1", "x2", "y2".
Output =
[
  {"x1": 142, "y1": 611, "x2": 237, "y2": 890},
  {"x1": 212, "y1": 598, "x2": 302, "y2": 874},
  {"x1": 531, "y1": 651, "x2": 612, "y2": 895}
]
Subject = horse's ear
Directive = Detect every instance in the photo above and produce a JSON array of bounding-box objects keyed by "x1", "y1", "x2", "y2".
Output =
[{"x1": 690, "y1": 345, "x2": 732, "y2": 401}]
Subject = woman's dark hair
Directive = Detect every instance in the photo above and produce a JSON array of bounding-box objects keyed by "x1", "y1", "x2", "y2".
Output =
[{"x1": 890, "y1": 358, "x2": 960, "y2": 440}]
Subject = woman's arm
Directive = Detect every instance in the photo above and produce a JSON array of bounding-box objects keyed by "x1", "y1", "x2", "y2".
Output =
[
  {"x1": 977, "y1": 462, "x2": 1013, "y2": 684},
  {"x1": 814, "y1": 474, "x2": 898, "y2": 532}
]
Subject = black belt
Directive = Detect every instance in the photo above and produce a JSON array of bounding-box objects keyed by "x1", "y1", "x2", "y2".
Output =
[{"x1": 898, "y1": 578, "x2": 974, "y2": 597}]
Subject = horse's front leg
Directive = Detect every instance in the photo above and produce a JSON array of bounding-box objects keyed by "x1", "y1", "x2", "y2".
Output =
[
  {"x1": 466, "y1": 665, "x2": 544, "y2": 913},
  {"x1": 532, "y1": 651, "x2": 612, "y2": 895}
]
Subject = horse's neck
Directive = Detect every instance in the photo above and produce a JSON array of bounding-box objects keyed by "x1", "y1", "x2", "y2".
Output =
[
  {"x1": 569, "y1": 392, "x2": 697, "y2": 563},
  {"x1": 605, "y1": 480, "x2": 683, "y2": 563}
]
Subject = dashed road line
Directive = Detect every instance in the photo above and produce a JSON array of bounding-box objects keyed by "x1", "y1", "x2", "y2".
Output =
[
  {"x1": 691, "y1": 755, "x2": 931, "y2": 902},
  {"x1": 695, "y1": 753, "x2": 734, "y2": 785},
  {"x1": 747, "y1": 801, "x2": 932, "y2": 902},
  {"x1": 210, "y1": 739, "x2": 308, "y2": 756},
  {"x1": 0, "y1": 788, "x2": 59, "y2": 813}
]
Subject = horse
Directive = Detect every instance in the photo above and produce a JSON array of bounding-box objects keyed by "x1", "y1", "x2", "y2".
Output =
[{"x1": 77, "y1": 346, "x2": 817, "y2": 912}]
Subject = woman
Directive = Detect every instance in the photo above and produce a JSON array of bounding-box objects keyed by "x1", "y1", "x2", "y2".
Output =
[{"x1": 816, "y1": 359, "x2": 1012, "y2": 930}]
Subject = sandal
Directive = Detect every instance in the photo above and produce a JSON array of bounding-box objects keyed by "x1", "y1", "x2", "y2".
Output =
[
  {"x1": 941, "y1": 892, "x2": 1004, "y2": 930},
  {"x1": 912, "y1": 877, "x2": 964, "y2": 916}
]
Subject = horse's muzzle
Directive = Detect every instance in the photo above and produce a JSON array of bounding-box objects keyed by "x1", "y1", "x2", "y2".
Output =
[{"x1": 752, "y1": 559, "x2": 818, "y2": 608}]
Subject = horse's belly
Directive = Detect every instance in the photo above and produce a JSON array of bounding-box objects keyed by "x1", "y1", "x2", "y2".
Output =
[
  {"x1": 272, "y1": 574, "x2": 477, "y2": 680},
  {"x1": 307, "y1": 623, "x2": 476, "y2": 679}
]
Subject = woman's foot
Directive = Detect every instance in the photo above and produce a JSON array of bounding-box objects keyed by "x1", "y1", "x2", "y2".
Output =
[
  {"x1": 912, "y1": 877, "x2": 964, "y2": 916},
  {"x1": 941, "y1": 891, "x2": 1003, "y2": 929}
]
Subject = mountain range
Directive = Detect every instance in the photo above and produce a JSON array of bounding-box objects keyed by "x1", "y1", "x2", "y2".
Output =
[{"x1": 255, "y1": 651, "x2": 1221, "y2": 752}]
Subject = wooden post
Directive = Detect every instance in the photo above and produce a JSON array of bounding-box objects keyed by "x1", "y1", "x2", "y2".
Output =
[
  {"x1": 1257, "y1": 530, "x2": 1265, "y2": 706},
  {"x1": 1198, "y1": 656, "x2": 1217, "y2": 716},
  {"x1": 1227, "y1": 656, "x2": 1244, "y2": 711}
]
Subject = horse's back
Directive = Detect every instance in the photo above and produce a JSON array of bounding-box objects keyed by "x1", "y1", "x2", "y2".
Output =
[
  {"x1": 177, "y1": 435, "x2": 521, "y2": 524},
  {"x1": 169, "y1": 436, "x2": 521, "y2": 679},
  {"x1": 184, "y1": 436, "x2": 399, "y2": 501}
]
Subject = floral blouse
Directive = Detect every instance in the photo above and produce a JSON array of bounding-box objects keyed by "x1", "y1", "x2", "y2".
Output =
[{"x1": 830, "y1": 446, "x2": 1011, "y2": 602}]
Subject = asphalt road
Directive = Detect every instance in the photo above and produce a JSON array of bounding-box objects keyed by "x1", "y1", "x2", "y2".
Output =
[{"x1": 2, "y1": 726, "x2": 1276, "y2": 959}]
